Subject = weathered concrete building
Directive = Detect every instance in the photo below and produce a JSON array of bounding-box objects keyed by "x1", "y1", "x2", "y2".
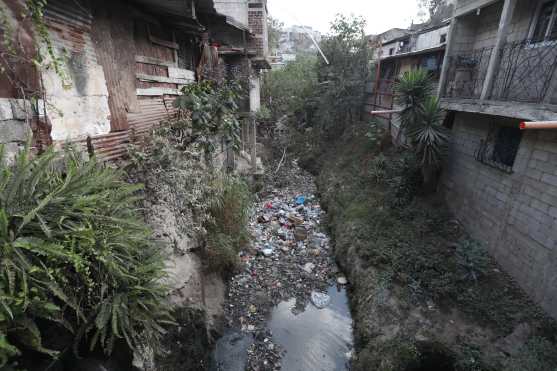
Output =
[
  {"x1": 0, "y1": 0, "x2": 269, "y2": 164},
  {"x1": 438, "y1": 0, "x2": 557, "y2": 318},
  {"x1": 368, "y1": 22, "x2": 450, "y2": 139}
]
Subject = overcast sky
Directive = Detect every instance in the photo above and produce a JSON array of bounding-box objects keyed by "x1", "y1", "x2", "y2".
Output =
[{"x1": 267, "y1": 0, "x2": 424, "y2": 35}]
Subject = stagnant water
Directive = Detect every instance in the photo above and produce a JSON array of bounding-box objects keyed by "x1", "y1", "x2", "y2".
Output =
[
  {"x1": 269, "y1": 286, "x2": 352, "y2": 371},
  {"x1": 211, "y1": 285, "x2": 352, "y2": 371}
]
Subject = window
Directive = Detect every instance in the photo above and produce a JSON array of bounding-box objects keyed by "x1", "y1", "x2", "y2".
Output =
[
  {"x1": 389, "y1": 47, "x2": 395, "y2": 55},
  {"x1": 530, "y1": 0, "x2": 557, "y2": 42},
  {"x1": 475, "y1": 124, "x2": 522, "y2": 173},
  {"x1": 440, "y1": 33, "x2": 447, "y2": 44}
]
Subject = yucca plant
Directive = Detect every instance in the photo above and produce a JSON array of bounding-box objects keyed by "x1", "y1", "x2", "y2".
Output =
[
  {"x1": 0, "y1": 144, "x2": 171, "y2": 367},
  {"x1": 395, "y1": 69, "x2": 449, "y2": 193}
]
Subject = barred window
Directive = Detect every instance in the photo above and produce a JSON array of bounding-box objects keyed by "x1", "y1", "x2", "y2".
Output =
[
  {"x1": 475, "y1": 124, "x2": 522, "y2": 173},
  {"x1": 531, "y1": 0, "x2": 557, "y2": 43}
]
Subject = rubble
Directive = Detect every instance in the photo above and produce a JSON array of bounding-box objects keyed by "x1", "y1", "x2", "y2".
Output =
[{"x1": 216, "y1": 159, "x2": 345, "y2": 370}]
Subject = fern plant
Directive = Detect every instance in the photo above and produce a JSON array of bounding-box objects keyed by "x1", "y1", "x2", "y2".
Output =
[{"x1": 0, "y1": 144, "x2": 171, "y2": 366}]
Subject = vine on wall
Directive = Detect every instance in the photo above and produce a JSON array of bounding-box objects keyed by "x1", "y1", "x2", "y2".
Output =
[{"x1": 0, "y1": 0, "x2": 68, "y2": 134}]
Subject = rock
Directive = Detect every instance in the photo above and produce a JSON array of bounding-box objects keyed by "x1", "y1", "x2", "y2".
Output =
[
  {"x1": 337, "y1": 276, "x2": 348, "y2": 285},
  {"x1": 310, "y1": 291, "x2": 331, "y2": 309},
  {"x1": 303, "y1": 262, "x2": 315, "y2": 273}
]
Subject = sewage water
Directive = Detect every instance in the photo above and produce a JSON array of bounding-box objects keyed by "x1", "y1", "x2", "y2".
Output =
[
  {"x1": 269, "y1": 285, "x2": 353, "y2": 371},
  {"x1": 212, "y1": 284, "x2": 353, "y2": 371}
]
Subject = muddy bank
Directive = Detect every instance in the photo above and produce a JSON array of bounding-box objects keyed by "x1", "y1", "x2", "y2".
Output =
[{"x1": 296, "y1": 122, "x2": 557, "y2": 371}]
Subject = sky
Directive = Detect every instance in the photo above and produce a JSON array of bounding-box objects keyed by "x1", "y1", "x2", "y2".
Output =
[{"x1": 267, "y1": 0, "x2": 424, "y2": 36}]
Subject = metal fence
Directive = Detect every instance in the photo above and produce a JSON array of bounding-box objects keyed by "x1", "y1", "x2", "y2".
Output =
[
  {"x1": 442, "y1": 47, "x2": 493, "y2": 99},
  {"x1": 443, "y1": 40, "x2": 557, "y2": 103},
  {"x1": 491, "y1": 40, "x2": 557, "y2": 103}
]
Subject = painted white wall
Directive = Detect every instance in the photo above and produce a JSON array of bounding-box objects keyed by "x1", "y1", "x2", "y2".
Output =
[{"x1": 416, "y1": 25, "x2": 450, "y2": 51}]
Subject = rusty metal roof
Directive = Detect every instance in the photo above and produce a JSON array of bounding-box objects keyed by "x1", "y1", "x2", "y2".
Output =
[
  {"x1": 131, "y1": 0, "x2": 249, "y2": 34},
  {"x1": 131, "y1": 0, "x2": 198, "y2": 18}
]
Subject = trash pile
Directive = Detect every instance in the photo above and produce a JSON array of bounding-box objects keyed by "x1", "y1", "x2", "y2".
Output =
[{"x1": 218, "y1": 160, "x2": 348, "y2": 371}]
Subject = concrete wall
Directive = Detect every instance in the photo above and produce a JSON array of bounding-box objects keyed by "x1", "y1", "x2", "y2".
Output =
[
  {"x1": 43, "y1": 2, "x2": 111, "y2": 141},
  {"x1": 0, "y1": 99, "x2": 32, "y2": 161},
  {"x1": 443, "y1": 112, "x2": 557, "y2": 319},
  {"x1": 455, "y1": 0, "x2": 540, "y2": 52}
]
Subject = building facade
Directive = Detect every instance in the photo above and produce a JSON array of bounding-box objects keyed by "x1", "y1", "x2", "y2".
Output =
[
  {"x1": 438, "y1": 0, "x2": 557, "y2": 319},
  {"x1": 368, "y1": 23, "x2": 450, "y2": 140},
  {"x1": 0, "y1": 0, "x2": 269, "y2": 166}
]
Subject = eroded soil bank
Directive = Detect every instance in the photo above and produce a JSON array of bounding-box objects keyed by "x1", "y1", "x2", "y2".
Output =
[
  {"x1": 296, "y1": 121, "x2": 557, "y2": 371},
  {"x1": 212, "y1": 159, "x2": 353, "y2": 370}
]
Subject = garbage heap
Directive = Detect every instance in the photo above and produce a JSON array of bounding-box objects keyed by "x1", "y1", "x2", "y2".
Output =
[{"x1": 223, "y1": 162, "x2": 348, "y2": 370}]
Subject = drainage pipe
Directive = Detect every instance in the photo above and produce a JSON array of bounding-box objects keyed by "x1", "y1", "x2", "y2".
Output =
[{"x1": 520, "y1": 121, "x2": 557, "y2": 130}]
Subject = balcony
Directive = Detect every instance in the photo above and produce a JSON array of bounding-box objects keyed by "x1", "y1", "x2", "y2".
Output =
[
  {"x1": 442, "y1": 39, "x2": 557, "y2": 104},
  {"x1": 442, "y1": 47, "x2": 493, "y2": 99},
  {"x1": 491, "y1": 40, "x2": 557, "y2": 103}
]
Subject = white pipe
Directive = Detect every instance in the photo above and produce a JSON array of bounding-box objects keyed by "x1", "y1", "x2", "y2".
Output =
[{"x1": 370, "y1": 109, "x2": 403, "y2": 115}]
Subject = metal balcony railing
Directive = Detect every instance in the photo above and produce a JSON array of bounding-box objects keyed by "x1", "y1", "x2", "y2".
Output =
[
  {"x1": 442, "y1": 47, "x2": 493, "y2": 99},
  {"x1": 491, "y1": 40, "x2": 557, "y2": 103},
  {"x1": 443, "y1": 39, "x2": 557, "y2": 104}
]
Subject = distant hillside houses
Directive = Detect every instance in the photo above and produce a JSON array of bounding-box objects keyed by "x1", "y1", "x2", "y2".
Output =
[{"x1": 271, "y1": 25, "x2": 321, "y2": 68}]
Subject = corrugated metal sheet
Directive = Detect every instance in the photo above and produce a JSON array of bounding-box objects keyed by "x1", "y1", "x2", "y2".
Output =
[{"x1": 76, "y1": 97, "x2": 178, "y2": 162}]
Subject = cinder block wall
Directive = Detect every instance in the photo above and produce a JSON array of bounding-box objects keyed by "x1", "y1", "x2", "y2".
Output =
[
  {"x1": 248, "y1": 0, "x2": 268, "y2": 57},
  {"x1": 0, "y1": 99, "x2": 32, "y2": 160},
  {"x1": 442, "y1": 112, "x2": 557, "y2": 319}
]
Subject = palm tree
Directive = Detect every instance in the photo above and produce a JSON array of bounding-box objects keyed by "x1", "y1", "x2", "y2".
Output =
[{"x1": 395, "y1": 69, "x2": 449, "y2": 193}]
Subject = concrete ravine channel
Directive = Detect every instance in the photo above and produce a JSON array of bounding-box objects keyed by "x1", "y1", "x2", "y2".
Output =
[{"x1": 211, "y1": 159, "x2": 353, "y2": 371}]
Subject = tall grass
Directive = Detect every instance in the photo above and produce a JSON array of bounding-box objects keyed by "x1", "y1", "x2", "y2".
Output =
[{"x1": 205, "y1": 176, "x2": 251, "y2": 276}]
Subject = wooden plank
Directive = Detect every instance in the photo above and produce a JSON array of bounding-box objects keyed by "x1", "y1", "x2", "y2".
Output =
[
  {"x1": 148, "y1": 34, "x2": 179, "y2": 50},
  {"x1": 136, "y1": 73, "x2": 193, "y2": 84},
  {"x1": 91, "y1": 1, "x2": 129, "y2": 131},
  {"x1": 168, "y1": 67, "x2": 195, "y2": 81},
  {"x1": 135, "y1": 55, "x2": 175, "y2": 67},
  {"x1": 136, "y1": 88, "x2": 181, "y2": 96}
]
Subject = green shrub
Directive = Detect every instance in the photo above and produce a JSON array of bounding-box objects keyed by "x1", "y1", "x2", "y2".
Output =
[
  {"x1": 173, "y1": 81, "x2": 243, "y2": 155},
  {"x1": 0, "y1": 144, "x2": 171, "y2": 367},
  {"x1": 205, "y1": 176, "x2": 251, "y2": 276}
]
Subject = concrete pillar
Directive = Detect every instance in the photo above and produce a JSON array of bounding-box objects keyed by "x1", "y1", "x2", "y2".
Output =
[
  {"x1": 249, "y1": 75, "x2": 260, "y2": 172},
  {"x1": 480, "y1": 0, "x2": 517, "y2": 100},
  {"x1": 437, "y1": 16, "x2": 458, "y2": 98},
  {"x1": 250, "y1": 116, "x2": 257, "y2": 172},
  {"x1": 249, "y1": 75, "x2": 261, "y2": 113}
]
